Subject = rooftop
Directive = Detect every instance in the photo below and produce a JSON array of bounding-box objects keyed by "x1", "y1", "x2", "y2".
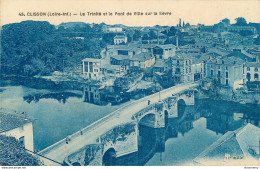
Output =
[
  {"x1": 82, "y1": 57, "x2": 101, "y2": 62},
  {"x1": 244, "y1": 62, "x2": 260, "y2": 68},
  {"x1": 207, "y1": 56, "x2": 244, "y2": 65},
  {"x1": 194, "y1": 123, "x2": 260, "y2": 165},
  {"x1": 114, "y1": 35, "x2": 126, "y2": 39},
  {"x1": 130, "y1": 52, "x2": 154, "y2": 61},
  {"x1": 0, "y1": 108, "x2": 32, "y2": 133},
  {"x1": 110, "y1": 54, "x2": 130, "y2": 60}
]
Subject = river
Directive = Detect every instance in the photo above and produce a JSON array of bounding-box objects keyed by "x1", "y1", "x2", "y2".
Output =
[{"x1": 0, "y1": 77, "x2": 259, "y2": 165}]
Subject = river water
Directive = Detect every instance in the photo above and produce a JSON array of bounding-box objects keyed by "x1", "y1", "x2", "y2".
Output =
[{"x1": 0, "y1": 78, "x2": 259, "y2": 165}]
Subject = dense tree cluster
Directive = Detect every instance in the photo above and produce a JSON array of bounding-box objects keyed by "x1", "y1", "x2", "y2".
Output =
[
  {"x1": 0, "y1": 135, "x2": 42, "y2": 166},
  {"x1": 1, "y1": 21, "x2": 106, "y2": 76}
]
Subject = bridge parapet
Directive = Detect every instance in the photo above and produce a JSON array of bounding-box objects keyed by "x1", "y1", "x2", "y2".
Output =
[
  {"x1": 38, "y1": 82, "x2": 199, "y2": 166},
  {"x1": 65, "y1": 144, "x2": 103, "y2": 166}
]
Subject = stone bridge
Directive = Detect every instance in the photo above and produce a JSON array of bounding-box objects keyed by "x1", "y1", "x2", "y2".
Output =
[{"x1": 38, "y1": 82, "x2": 199, "y2": 166}]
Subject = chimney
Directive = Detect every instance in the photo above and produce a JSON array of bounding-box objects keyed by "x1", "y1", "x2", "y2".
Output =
[{"x1": 176, "y1": 36, "x2": 179, "y2": 48}]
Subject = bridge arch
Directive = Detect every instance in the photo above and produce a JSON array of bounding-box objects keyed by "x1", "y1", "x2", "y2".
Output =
[
  {"x1": 72, "y1": 162, "x2": 81, "y2": 166},
  {"x1": 102, "y1": 148, "x2": 116, "y2": 166}
]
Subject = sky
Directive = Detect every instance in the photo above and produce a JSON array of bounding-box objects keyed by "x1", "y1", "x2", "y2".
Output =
[{"x1": 1, "y1": 0, "x2": 260, "y2": 26}]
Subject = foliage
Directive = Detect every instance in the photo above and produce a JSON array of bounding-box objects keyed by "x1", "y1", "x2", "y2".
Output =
[
  {"x1": 0, "y1": 135, "x2": 42, "y2": 166},
  {"x1": 133, "y1": 30, "x2": 141, "y2": 41},
  {"x1": 148, "y1": 30, "x2": 157, "y2": 39},
  {"x1": 1, "y1": 21, "x2": 106, "y2": 76},
  {"x1": 234, "y1": 17, "x2": 247, "y2": 26}
]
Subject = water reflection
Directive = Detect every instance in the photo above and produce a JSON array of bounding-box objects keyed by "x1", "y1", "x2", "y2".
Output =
[
  {"x1": 83, "y1": 85, "x2": 131, "y2": 106},
  {"x1": 23, "y1": 92, "x2": 82, "y2": 104},
  {"x1": 115, "y1": 99, "x2": 259, "y2": 166}
]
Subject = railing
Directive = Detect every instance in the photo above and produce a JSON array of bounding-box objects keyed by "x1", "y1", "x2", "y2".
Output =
[{"x1": 39, "y1": 82, "x2": 199, "y2": 156}]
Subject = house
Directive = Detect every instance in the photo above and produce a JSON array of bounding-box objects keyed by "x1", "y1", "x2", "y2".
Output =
[
  {"x1": 172, "y1": 53, "x2": 204, "y2": 84},
  {"x1": 152, "y1": 44, "x2": 176, "y2": 60},
  {"x1": 103, "y1": 26, "x2": 123, "y2": 33},
  {"x1": 172, "y1": 53, "x2": 195, "y2": 83},
  {"x1": 244, "y1": 62, "x2": 260, "y2": 83},
  {"x1": 227, "y1": 49, "x2": 256, "y2": 62},
  {"x1": 82, "y1": 58, "x2": 101, "y2": 81},
  {"x1": 0, "y1": 109, "x2": 34, "y2": 152},
  {"x1": 205, "y1": 56, "x2": 244, "y2": 89},
  {"x1": 129, "y1": 52, "x2": 155, "y2": 69},
  {"x1": 191, "y1": 59, "x2": 204, "y2": 82},
  {"x1": 106, "y1": 45, "x2": 142, "y2": 59},
  {"x1": 100, "y1": 64, "x2": 127, "y2": 85},
  {"x1": 153, "y1": 59, "x2": 172, "y2": 74},
  {"x1": 114, "y1": 35, "x2": 127, "y2": 45},
  {"x1": 227, "y1": 26, "x2": 257, "y2": 34},
  {"x1": 193, "y1": 123, "x2": 260, "y2": 165}
]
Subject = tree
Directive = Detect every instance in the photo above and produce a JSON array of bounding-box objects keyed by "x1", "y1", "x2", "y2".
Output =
[
  {"x1": 0, "y1": 135, "x2": 42, "y2": 166},
  {"x1": 142, "y1": 34, "x2": 149, "y2": 40},
  {"x1": 148, "y1": 30, "x2": 157, "y2": 39},
  {"x1": 235, "y1": 17, "x2": 247, "y2": 26},
  {"x1": 133, "y1": 30, "x2": 141, "y2": 41},
  {"x1": 168, "y1": 26, "x2": 177, "y2": 36}
]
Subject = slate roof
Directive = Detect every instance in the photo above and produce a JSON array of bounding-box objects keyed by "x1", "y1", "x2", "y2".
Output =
[
  {"x1": 227, "y1": 50, "x2": 255, "y2": 62},
  {"x1": 208, "y1": 48, "x2": 230, "y2": 56},
  {"x1": 82, "y1": 58, "x2": 101, "y2": 62},
  {"x1": 207, "y1": 56, "x2": 244, "y2": 66},
  {"x1": 111, "y1": 54, "x2": 130, "y2": 60},
  {"x1": 130, "y1": 52, "x2": 154, "y2": 61},
  {"x1": 175, "y1": 53, "x2": 199, "y2": 60},
  {"x1": 194, "y1": 123, "x2": 260, "y2": 165},
  {"x1": 244, "y1": 62, "x2": 260, "y2": 68},
  {"x1": 114, "y1": 35, "x2": 126, "y2": 39},
  {"x1": 0, "y1": 109, "x2": 32, "y2": 133}
]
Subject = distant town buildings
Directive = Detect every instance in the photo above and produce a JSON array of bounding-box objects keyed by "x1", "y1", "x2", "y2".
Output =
[
  {"x1": 114, "y1": 35, "x2": 128, "y2": 45},
  {"x1": 80, "y1": 17, "x2": 259, "y2": 96}
]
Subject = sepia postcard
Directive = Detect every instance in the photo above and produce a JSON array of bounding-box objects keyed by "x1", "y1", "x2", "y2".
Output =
[{"x1": 0, "y1": 0, "x2": 260, "y2": 168}]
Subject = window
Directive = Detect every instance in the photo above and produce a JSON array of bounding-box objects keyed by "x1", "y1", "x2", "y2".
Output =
[
  {"x1": 19, "y1": 136, "x2": 25, "y2": 146},
  {"x1": 222, "y1": 60, "x2": 224, "y2": 64},
  {"x1": 218, "y1": 71, "x2": 221, "y2": 78},
  {"x1": 94, "y1": 69, "x2": 99, "y2": 72},
  {"x1": 226, "y1": 66, "x2": 228, "y2": 70},
  {"x1": 186, "y1": 60, "x2": 188, "y2": 65},
  {"x1": 218, "y1": 66, "x2": 220, "y2": 69},
  {"x1": 226, "y1": 79, "x2": 229, "y2": 85},
  {"x1": 254, "y1": 73, "x2": 259, "y2": 79},
  {"x1": 177, "y1": 60, "x2": 180, "y2": 65},
  {"x1": 255, "y1": 68, "x2": 258, "y2": 72},
  {"x1": 226, "y1": 72, "x2": 228, "y2": 78},
  {"x1": 211, "y1": 70, "x2": 213, "y2": 76},
  {"x1": 211, "y1": 64, "x2": 213, "y2": 68},
  {"x1": 176, "y1": 68, "x2": 180, "y2": 74},
  {"x1": 247, "y1": 67, "x2": 250, "y2": 71},
  {"x1": 246, "y1": 73, "x2": 251, "y2": 81}
]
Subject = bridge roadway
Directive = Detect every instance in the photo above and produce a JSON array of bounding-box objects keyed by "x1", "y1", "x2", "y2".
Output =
[{"x1": 38, "y1": 82, "x2": 199, "y2": 165}]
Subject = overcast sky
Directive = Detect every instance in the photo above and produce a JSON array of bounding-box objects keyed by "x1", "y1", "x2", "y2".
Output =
[{"x1": 1, "y1": 0, "x2": 260, "y2": 26}]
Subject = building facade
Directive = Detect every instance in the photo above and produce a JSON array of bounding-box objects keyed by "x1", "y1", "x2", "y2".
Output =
[
  {"x1": 82, "y1": 58, "x2": 101, "y2": 81},
  {"x1": 205, "y1": 56, "x2": 244, "y2": 89}
]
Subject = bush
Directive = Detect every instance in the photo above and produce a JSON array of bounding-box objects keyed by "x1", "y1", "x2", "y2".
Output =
[{"x1": 0, "y1": 135, "x2": 42, "y2": 166}]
